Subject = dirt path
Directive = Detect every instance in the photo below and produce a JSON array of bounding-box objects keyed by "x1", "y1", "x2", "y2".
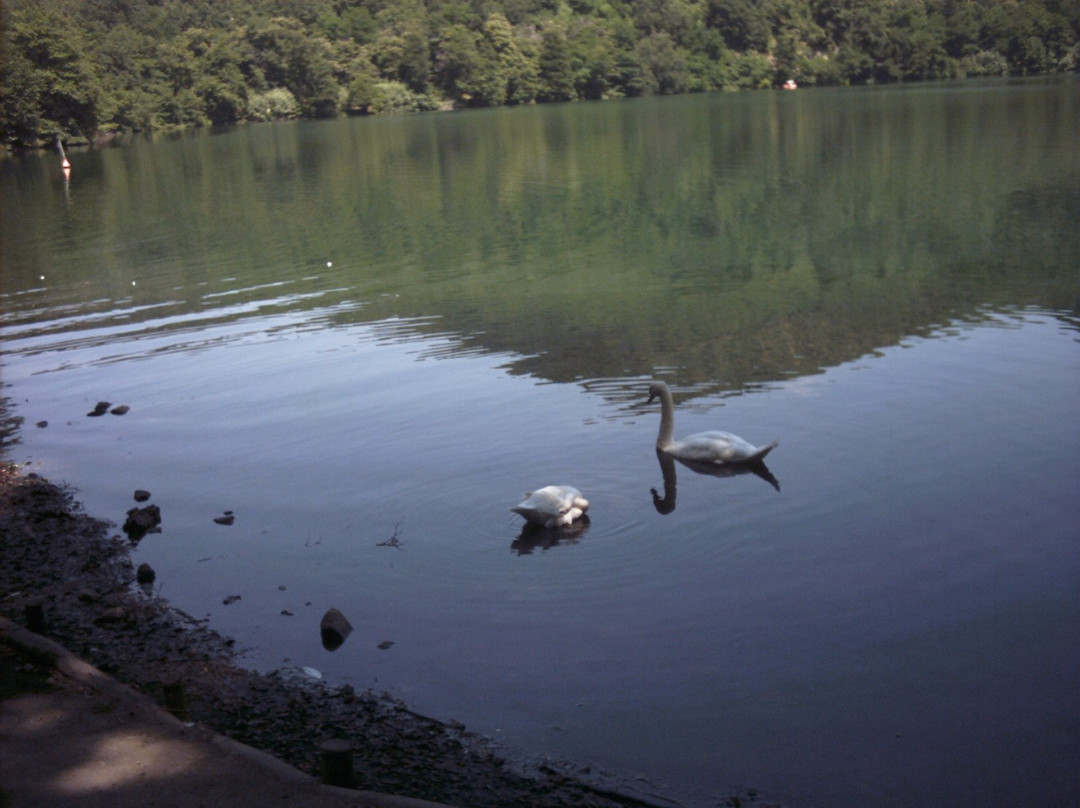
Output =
[{"x1": 1, "y1": 620, "x2": 442, "y2": 808}]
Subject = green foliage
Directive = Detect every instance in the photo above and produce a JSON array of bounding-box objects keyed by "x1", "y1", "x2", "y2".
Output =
[
  {"x1": 1, "y1": 0, "x2": 1077, "y2": 145},
  {"x1": 249, "y1": 17, "x2": 341, "y2": 116},
  {"x1": 630, "y1": 32, "x2": 692, "y2": 95},
  {"x1": 430, "y1": 13, "x2": 541, "y2": 107},
  {"x1": 538, "y1": 28, "x2": 577, "y2": 101},
  {"x1": 1, "y1": 4, "x2": 104, "y2": 144},
  {"x1": 567, "y1": 20, "x2": 621, "y2": 99},
  {"x1": 707, "y1": 0, "x2": 773, "y2": 51},
  {"x1": 247, "y1": 87, "x2": 301, "y2": 119},
  {"x1": 367, "y1": 81, "x2": 439, "y2": 112}
]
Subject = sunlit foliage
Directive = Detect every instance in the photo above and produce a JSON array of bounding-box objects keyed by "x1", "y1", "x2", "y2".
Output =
[{"x1": 1, "y1": 0, "x2": 1076, "y2": 145}]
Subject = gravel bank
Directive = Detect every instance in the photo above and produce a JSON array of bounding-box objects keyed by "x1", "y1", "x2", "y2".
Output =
[{"x1": 1, "y1": 463, "x2": 725, "y2": 808}]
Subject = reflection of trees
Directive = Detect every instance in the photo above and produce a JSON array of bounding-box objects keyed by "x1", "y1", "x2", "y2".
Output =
[
  {"x1": 354, "y1": 80, "x2": 1078, "y2": 389},
  {"x1": 0, "y1": 398, "x2": 25, "y2": 451},
  {"x1": 996, "y1": 183, "x2": 1080, "y2": 275},
  {"x1": 4, "y1": 83, "x2": 1076, "y2": 398}
]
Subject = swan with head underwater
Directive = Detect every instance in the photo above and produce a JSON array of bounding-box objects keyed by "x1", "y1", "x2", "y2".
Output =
[
  {"x1": 512, "y1": 485, "x2": 590, "y2": 529},
  {"x1": 647, "y1": 380, "x2": 778, "y2": 465}
]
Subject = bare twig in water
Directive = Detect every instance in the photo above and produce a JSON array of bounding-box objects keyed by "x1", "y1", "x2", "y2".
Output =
[{"x1": 377, "y1": 520, "x2": 404, "y2": 550}]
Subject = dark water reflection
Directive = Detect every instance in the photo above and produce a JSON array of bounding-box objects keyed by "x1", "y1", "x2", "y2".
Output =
[
  {"x1": 652, "y1": 448, "x2": 781, "y2": 515},
  {"x1": 2, "y1": 78, "x2": 1079, "y2": 808},
  {"x1": 510, "y1": 517, "x2": 592, "y2": 556}
]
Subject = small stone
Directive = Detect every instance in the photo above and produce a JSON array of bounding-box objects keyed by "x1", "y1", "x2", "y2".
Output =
[
  {"x1": 110, "y1": 405, "x2": 130, "y2": 415},
  {"x1": 377, "y1": 640, "x2": 394, "y2": 650},
  {"x1": 123, "y1": 505, "x2": 161, "y2": 542},
  {"x1": 36, "y1": 421, "x2": 48, "y2": 428},
  {"x1": 133, "y1": 490, "x2": 151, "y2": 502},
  {"x1": 136, "y1": 562, "x2": 156, "y2": 584},
  {"x1": 281, "y1": 609, "x2": 294, "y2": 616},
  {"x1": 87, "y1": 401, "x2": 111, "y2": 417},
  {"x1": 223, "y1": 594, "x2": 241, "y2": 605},
  {"x1": 320, "y1": 608, "x2": 353, "y2": 651},
  {"x1": 214, "y1": 513, "x2": 235, "y2": 525}
]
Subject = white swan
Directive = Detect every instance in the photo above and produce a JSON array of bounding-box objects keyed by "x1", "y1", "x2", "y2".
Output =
[
  {"x1": 647, "y1": 381, "x2": 778, "y2": 464},
  {"x1": 511, "y1": 485, "x2": 590, "y2": 528}
]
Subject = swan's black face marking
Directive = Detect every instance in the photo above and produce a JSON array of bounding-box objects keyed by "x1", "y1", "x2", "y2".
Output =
[{"x1": 646, "y1": 384, "x2": 662, "y2": 404}]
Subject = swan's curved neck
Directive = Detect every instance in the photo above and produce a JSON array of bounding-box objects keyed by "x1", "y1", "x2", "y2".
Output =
[{"x1": 655, "y1": 386, "x2": 676, "y2": 449}]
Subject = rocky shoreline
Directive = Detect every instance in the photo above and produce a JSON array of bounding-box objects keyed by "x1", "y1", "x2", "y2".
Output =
[{"x1": 2, "y1": 463, "x2": 739, "y2": 808}]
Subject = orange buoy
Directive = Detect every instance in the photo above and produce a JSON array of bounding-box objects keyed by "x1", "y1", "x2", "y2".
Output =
[{"x1": 57, "y1": 137, "x2": 71, "y2": 170}]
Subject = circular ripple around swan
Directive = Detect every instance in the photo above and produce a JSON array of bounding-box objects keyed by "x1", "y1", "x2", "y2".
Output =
[
  {"x1": 415, "y1": 482, "x2": 649, "y2": 550},
  {"x1": 362, "y1": 461, "x2": 751, "y2": 610}
]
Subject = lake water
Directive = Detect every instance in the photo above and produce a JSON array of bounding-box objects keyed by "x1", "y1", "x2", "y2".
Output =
[{"x1": 2, "y1": 77, "x2": 1079, "y2": 807}]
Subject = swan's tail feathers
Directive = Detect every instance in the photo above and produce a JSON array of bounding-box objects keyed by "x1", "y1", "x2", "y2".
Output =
[
  {"x1": 744, "y1": 440, "x2": 778, "y2": 462},
  {"x1": 750, "y1": 461, "x2": 780, "y2": 492}
]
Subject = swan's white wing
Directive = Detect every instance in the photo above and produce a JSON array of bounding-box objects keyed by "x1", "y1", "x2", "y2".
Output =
[
  {"x1": 512, "y1": 486, "x2": 587, "y2": 527},
  {"x1": 670, "y1": 431, "x2": 776, "y2": 463}
]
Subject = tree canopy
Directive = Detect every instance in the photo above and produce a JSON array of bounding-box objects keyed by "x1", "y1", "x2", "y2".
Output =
[{"x1": 2, "y1": 0, "x2": 1077, "y2": 146}]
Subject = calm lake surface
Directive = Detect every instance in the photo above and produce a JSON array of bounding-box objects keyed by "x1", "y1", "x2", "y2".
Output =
[{"x1": 3, "y1": 77, "x2": 1078, "y2": 807}]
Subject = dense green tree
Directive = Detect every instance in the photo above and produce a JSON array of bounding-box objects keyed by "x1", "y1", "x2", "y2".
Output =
[
  {"x1": 769, "y1": 0, "x2": 828, "y2": 82},
  {"x1": 707, "y1": 0, "x2": 773, "y2": 51},
  {"x1": 249, "y1": 17, "x2": 341, "y2": 116},
  {"x1": 941, "y1": 0, "x2": 981, "y2": 57},
  {"x1": 483, "y1": 13, "x2": 540, "y2": 104},
  {"x1": 369, "y1": 18, "x2": 432, "y2": 95},
  {"x1": 567, "y1": 20, "x2": 620, "y2": 99},
  {"x1": 1, "y1": 5, "x2": 104, "y2": 144},
  {"x1": 95, "y1": 26, "x2": 163, "y2": 130},
  {"x1": 181, "y1": 29, "x2": 252, "y2": 124},
  {"x1": 434, "y1": 23, "x2": 499, "y2": 105},
  {"x1": 630, "y1": 32, "x2": 692, "y2": 94},
  {"x1": 342, "y1": 6, "x2": 380, "y2": 43},
  {"x1": 632, "y1": 0, "x2": 703, "y2": 46},
  {"x1": 1, "y1": 0, "x2": 1077, "y2": 146},
  {"x1": 537, "y1": 28, "x2": 577, "y2": 101}
]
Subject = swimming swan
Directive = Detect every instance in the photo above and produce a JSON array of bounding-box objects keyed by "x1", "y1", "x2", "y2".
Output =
[
  {"x1": 647, "y1": 381, "x2": 778, "y2": 465},
  {"x1": 512, "y1": 485, "x2": 590, "y2": 528}
]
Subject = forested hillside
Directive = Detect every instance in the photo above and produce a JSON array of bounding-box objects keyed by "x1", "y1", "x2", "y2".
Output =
[{"x1": 2, "y1": 0, "x2": 1077, "y2": 147}]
